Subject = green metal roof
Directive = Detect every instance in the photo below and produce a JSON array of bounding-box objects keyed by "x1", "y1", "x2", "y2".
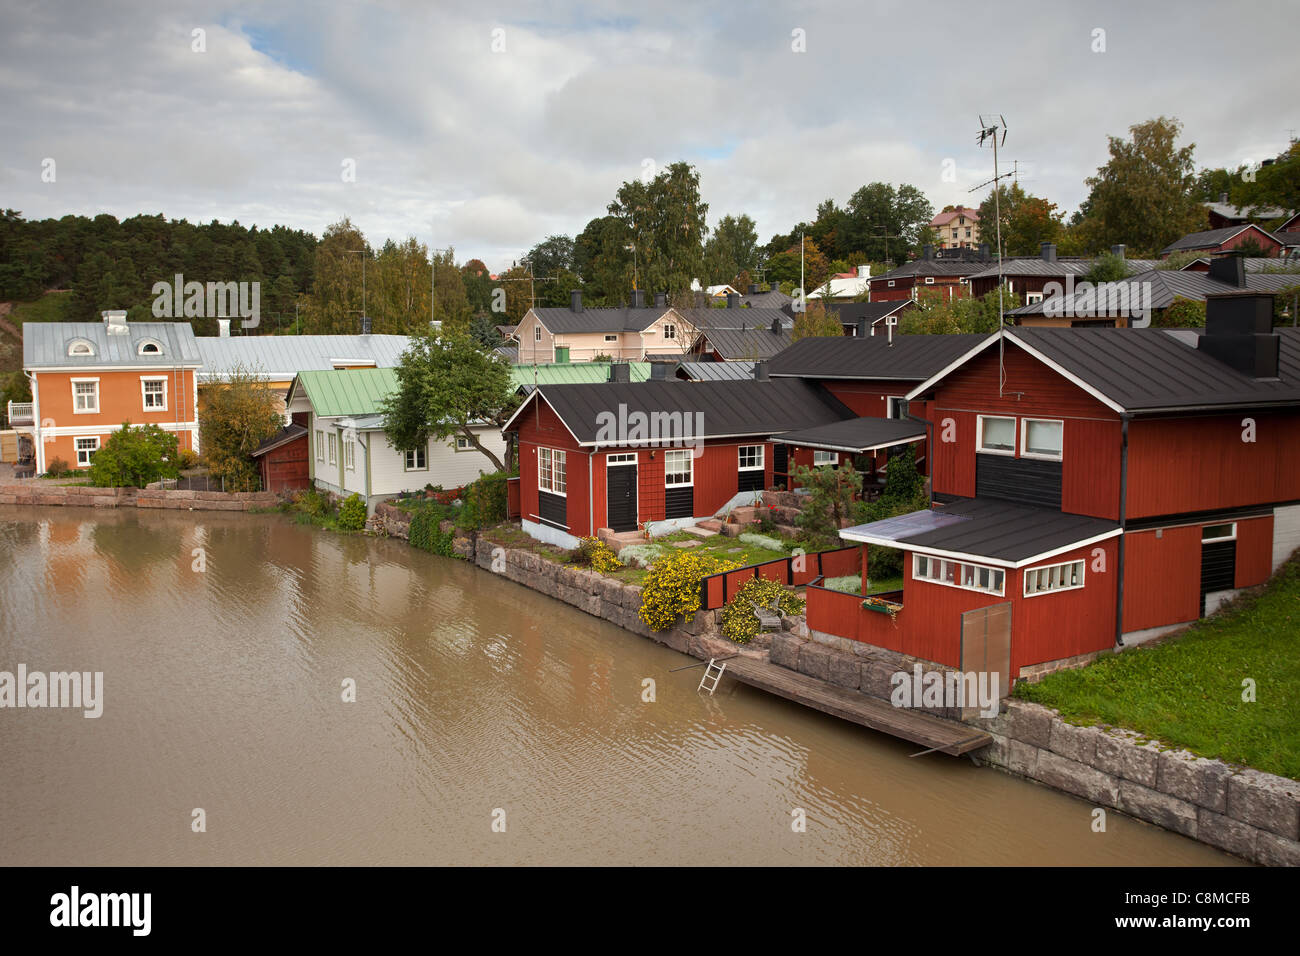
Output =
[
  {"x1": 510, "y1": 363, "x2": 651, "y2": 388},
  {"x1": 292, "y1": 368, "x2": 398, "y2": 417}
]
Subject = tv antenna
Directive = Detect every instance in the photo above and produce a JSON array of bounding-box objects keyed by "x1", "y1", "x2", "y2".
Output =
[{"x1": 976, "y1": 114, "x2": 1010, "y2": 395}]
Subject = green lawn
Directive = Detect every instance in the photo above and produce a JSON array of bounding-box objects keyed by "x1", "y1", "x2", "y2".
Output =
[
  {"x1": 822, "y1": 573, "x2": 903, "y2": 596},
  {"x1": 6, "y1": 291, "x2": 72, "y2": 326},
  {"x1": 1016, "y1": 555, "x2": 1300, "y2": 780}
]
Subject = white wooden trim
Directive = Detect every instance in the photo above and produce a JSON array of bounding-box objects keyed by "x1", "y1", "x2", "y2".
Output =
[
  {"x1": 70, "y1": 377, "x2": 100, "y2": 414},
  {"x1": 140, "y1": 375, "x2": 169, "y2": 412},
  {"x1": 1201, "y1": 522, "x2": 1237, "y2": 543},
  {"x1": 903, "y1": 333, "x2": 1002, "y2": 401},
  {"x1": 738, "y1": 444, "x2": 764, "y2": 470},
  {"x1": 1023, "y1": 559, "x2": 1086, "y2": 597},
  {"x1": 976, "y1": 414, "x2": 1017, "y2": 456},
  {"x1": 912, "y1": 553, "x2": 1006, "y2": 596},
  {"x1": 1019, "y1": 417, "x2": 1064, "y2": 461},
  {"x1": 663, "y1": 448, "x2": 693, "y2": 487}
]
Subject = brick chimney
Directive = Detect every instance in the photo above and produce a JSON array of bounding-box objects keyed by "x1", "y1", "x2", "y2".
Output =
[{"x1": 1198, "y1": 293, "x2": 1279, "y2": 378}]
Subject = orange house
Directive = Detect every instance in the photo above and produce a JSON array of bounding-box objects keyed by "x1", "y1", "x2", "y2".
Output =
[{"x1": 19, "y1": 312, "x2": 201, "y2": 475}]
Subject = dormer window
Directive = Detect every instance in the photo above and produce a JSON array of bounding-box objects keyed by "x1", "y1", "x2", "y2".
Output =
[
  {"x1": 137, "y1": 339, "x2": 164, "y2": 356},
  {"x1": 67, "y1": 340, "x2": 95, "y2": 357}
]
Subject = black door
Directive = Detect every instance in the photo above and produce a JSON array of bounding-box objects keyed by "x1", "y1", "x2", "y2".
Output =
[
  {"x1": 607, "y1": 463, "x2": 638, "y2": 532},
  {"x1": 772, "y1": 444, "x2": 789, "y2": 490},
  {"x1": 1200, "y1": 539, "x2": 1236, "y2": 616}
]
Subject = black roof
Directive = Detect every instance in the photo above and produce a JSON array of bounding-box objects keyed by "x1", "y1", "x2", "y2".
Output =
[
  {"x1": 817, "y1": 301, "x2": 913, "y2": 325},
  {"x1": 1160, "y1": 224, "x2": 1276, "y2": 255},
  {"x1": 676, "y1": 306, "x2": 793, "y2": 331},
  {"x1": 1007, "y1": 268, "x2": 1300, "y2": 316},
  {"x1": 694, "y1": 325, "x2": 792, "y2": 360},
  {"x1": 768, "y1": 333, "x2": 987, "y2": 381},
  {"x1": 1001, "y1": 326, "x2": 1300, "y2": 413},
  {"x1": 504, "y1": 379, "x2": 852, "y2": 444},
  {"x1": 532, "y1": 306, "x2": 668, "y2": 334},
  {"x1": 774, "y1": 416, "x2": 926, "y2": 453},
  {"x1": 869, "y1": 258, "x2": 987, "y2": 282},
  {"x1": 842, "y1": 497, "x2": 1120, "y2": 567}
]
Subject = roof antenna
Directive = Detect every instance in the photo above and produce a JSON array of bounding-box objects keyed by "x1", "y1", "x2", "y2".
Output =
[{"x1": 974, "y1": 114, "x2": 1009, "y2": 395}]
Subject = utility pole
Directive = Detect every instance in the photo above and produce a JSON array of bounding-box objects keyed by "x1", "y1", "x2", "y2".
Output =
[
  {"x1": 346, "y1": 249, "x2": 367, "y2": 333},
  {"x1": 974, "y1": 114, "x2": 1009, "y2": 393}
]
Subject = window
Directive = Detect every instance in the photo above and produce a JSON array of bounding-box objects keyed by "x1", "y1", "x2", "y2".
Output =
[
  {"x1": 534, "y1": 325, "x2": 542, "y2": 342},
  {"x1": 1202, "y1": 522, "x2": 1236, "y2": 543},
  {"x1": 663, "y1": 324, "x2": 677, "y2": 340},
  {"x1": 887, "y1": 280, "x2": 895, "y2": 287},
  {"x1": 405, "y1": 447, "x2": 427, "y2": 471},
  {"x1": 67, "y1": 340, "x2": 95, "y2": 357},
  {"x1": 1021, "y1": 418, "x2": 1063, "y2": 460},
  {"x1": 345, "y1": 440, "x2": 355, "y2": 471},
  {"x1": 925, "y1": 276, "x2": 935, "y2": 284},
  {"x1": 454, "y1": 436, "x2": 473, "y2": 451},
  {"x1": 1025, "y1": 292, "x2": 1044, "y2": 305},
  {"x1": 664, "y1": 449, "x2": 692, "y2": 486},
  {"x1": 913, "y1": 554, "x2": 1005, "y2": 596},
  {"x1": 951, "y1": 229, "x2": 958, "y2": 238},
  {"x1": 72, "y1": 379, "x2": 99, "y2": 414},
  {"x1": 886, "y1": 396, "x2": 905, "y2": 419},
  {"x1": 738, "y1": 445, "x2": 763, "y2": 470},
  {"x1": 328, "y1": 433, "x2": 338, "y2": 465},
  {"x1": 813, "y1": 450, "x2": 838, "y2": 466},
  {"x1": 74, "y1": 437, "x2": 99, "y2": 467},
  {"x1": 977, "y1": 415, "x2": 1016, "y2": 455},
  {"x1": 965, "y1": 228, "x2": 972, "y2": 238},
  {"x1": 1024, "y1": 560, "x2": 1085, "y2": 596},
  {"x1": 138, "y1": 340, "x2": 162, "y2": 355},
  {"x1": 604, "y1": 334, "x2": 618, "y2": 343},
  {"x1": 315, "y1": 430, "x2": 325, "y2": 461},
  {"x1": 538, "y1": 447, "x2": 566, "y2": 493},
  {"x1": 959, "y1": 217, "x2": 966, "y2": 225},
  {"x1": 141, "y1": 378, "x2": 166, "y2": 410},
  {"x1": 607, "y1": 453, "x2": 636, "y2": 465}
]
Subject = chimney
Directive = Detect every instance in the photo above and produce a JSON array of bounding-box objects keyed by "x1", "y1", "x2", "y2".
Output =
[
  {"x1": 608, "y1": 362, "x2": 631, "y2": 383},
  {"x1": 922, "y1": 244, "x2": 933, "y2": 261},
  {"x1": 1208, "y1": 255, "x2": 1247, "y2": 289},
  {"x1": 857, "y1": 318, "x2": 868, "y2": 338},
  {"x1": 727, "y1": 292, "x2": 740, "y2": 309},
  {"x1": 650, "y1": 362, "x2": 673, "y2": 381},
  {"x1": 1110, "y1": 244, "x2": 1126, "y2": 260},
  {"x1": 857, "y1": 264, "x2": 869, "y2": 278},
  {"x1": 630, "y1": 289, "x2": 645, "y2": 309},
  {"x1": 102, "y1": 310, "x2": 129, "y2": 335},
  {"x1": 217, "y1": 318, "x2": 231, "y2": 337},
  {"x1": 570, "y1": 290, "x2": 583, "y2": 313},
  {"x1": 748, "y1": 283, "x2": 759, "y2": 295},
  {"x1": 1040, "y1": 242, "x2": 1057, "y2": 262},
  {"x1": 753, "y1": 361, "x2": 769, "y2": 381},
  {"x1": 1219, "y1": 192, "x2": 1229, "y2": 204},
  {"x1": 770, "y1": 316, "x2": 781, "y2": 335},
  {"x1": 653, "y1": 292, "x2": 667, "y2": 308},
  {"x1": 1198, "y1": 293, "x2": 1279, "y2": 378},
  {"x1": 978, "y1": 242, "x2": 990, "y2": 262}
]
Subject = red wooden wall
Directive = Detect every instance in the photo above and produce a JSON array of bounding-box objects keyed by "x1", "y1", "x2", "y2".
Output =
[
  {"x1": 1121, "y1": 525, "x2": 1202, "y2": 632},
  {"x1": 1011, "y1": 539, "x2": 1118, "y2": 673},
  {"x1": 516, "y1": 397, "x2": 590, "y2": 536},
  {"x1": 1235, "y1": 515, "x2": 1274, "y2": 589}
]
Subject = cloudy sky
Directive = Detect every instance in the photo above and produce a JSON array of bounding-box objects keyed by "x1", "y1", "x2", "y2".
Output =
[{"x1": 2, "y1": 0, "x2": 1296, "y2": 271}]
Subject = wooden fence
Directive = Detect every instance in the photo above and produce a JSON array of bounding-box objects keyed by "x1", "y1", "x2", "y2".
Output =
[{"x1": 698, "y1": 545, "x2": 861, "y2": 610}]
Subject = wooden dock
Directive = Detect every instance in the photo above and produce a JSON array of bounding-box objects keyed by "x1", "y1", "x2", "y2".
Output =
[{"x1": 721, "y1": 656, "x2": 991, "y2": 756}]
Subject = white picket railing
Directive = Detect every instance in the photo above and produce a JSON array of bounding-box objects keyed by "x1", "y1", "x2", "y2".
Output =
[{"x1": 6, "y1": 401, "x2": 34, "y2": 424}]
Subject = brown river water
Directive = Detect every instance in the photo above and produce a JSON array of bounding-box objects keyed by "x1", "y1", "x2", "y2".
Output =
[{"x1": 0, "y1": 508, "x2": 1238, "y2": 866}]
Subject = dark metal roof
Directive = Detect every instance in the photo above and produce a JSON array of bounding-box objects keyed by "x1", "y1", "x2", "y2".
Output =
[
  {"x1": 768, "y1": 333, "x2": 987, "y2": 381},
  {"x1": 1008, "y1": 268, "x2": 1300, "y2": 317},
  {"x1": 532, "y1": 306, "x2": 668, "y2": 334},
  {"x1": 251, "y1": 423, "x2": 307, "y2": 457},
  {"x1": 693, "y1": 325, "x2": 792, "y2": 360},
  {"x1": 675, "y1": 306, "x2": 793, "y2": 331},
  {"x1": 967, "y1": 257, "x2": 1161, "y2": 281},
  {"x1": 841, "y1": 497, "x2": 1120, "y2": 567},
  {"x1": 773, "y1": 416, "x2": 926, "y2": 453},
  {"x1": 1160, "y1": 224, "x2": 1276, "y2": 255},
  {"x1": 740, "y1": 289, "x2": 792, "y2": 310},
  {"x1": 504, "y1": 379, "x2": 852, "y2": 444},
  {"x1": 675, "y1": 360, "x2": 756, "y2": 381},
  {"x1": 1001, "y1": 327, "x2": 1300, "y2": 413},
  {"x1": 869, "y1": 259, "x2": 987, "y2": 282},
  {"x1": 818, "y1": 301, "x2": 913, "y2": 325}
]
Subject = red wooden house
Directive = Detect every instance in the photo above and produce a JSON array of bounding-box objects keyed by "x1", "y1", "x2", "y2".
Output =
[
  {"x1": 810, "y1": 291, "x2": 1300, "y2": 685},
  {"x1": 502, "y1": 375, "x2": 854, "y2": 547},
  {"x1": 866, "y1": 246, "x2": 987, "y2": 303}
]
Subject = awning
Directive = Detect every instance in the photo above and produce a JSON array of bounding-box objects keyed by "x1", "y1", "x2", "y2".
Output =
[{"x1": 773, "y1": 416, "x2": 926, "y2": 454}]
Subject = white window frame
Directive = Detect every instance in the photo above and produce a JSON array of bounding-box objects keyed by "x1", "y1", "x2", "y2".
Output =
[
  {"x1": 534, "y1": 325, "x2": 542, "y2": 342},
  {"x1": 345, "y1": 440, "x2": 356, "y2": 471},
  {"x1": 137, "y1": 340, "x2": 163, "y2": 356},
  {"x1": 738, "y1": 444, "x2": 764, "y2": 470},
  {"x1": 606, "y1": 452, "x2": 636, "y2": 466},
  {"x1": 976, "y1": 414, "x2": 1017, "y2": 456},
  {"x1": 140, "y1": 376, "x2": 168, "y2": 412},
  {"x1": 887, "y1": 280, "x2": 896, "y2": 287},
  {"x1": 663, "y1": 324, "x2": 677, "y2": 340},
  {"x1": 538, "y1": 447, "x2": 566, "y2": 495},
  {"x1": 74, "y1": 436, "x2": 100, "y2": 467},
  {"x1": 405, "y1": 446, "x2": 428, "y2": 472},
  {"x1": 454, "y1": 436, "x2": 474, "y2": 452},
  {"x1": 886, "y1": 396, "x2": 905, "y2": 419},
  {"x1": 1025, "y1": 292, "x2": 1044, "y2": 305},
  {"x1": 71, "y1": 378, "x2": 100, "y2": 414},
  {"x1": 603, "y1": 334, "x2": 618, "y2": 343},
  {"x1": 925, "y1": 276, "x2": 935, "y2": 284},
  {"x1": 664, "y1": 449, "x2": 692, "y2": 487},
  {"x1": 315, "y1": 429, "x2": 325, "y2": 461},
  {"x1": 1020, "y1": 417, "x2": 1064, "y2": 461},
  {"x1": 328, "y1": 432, "x2": 338, "y2": 466},
  {"x1": 1201, "y1": 522, "x2": 1237, "y2": 543},
  {"x1": 1024, "y1": 559, "x2": 1085, "y2": 597},
  {"x1": 913, "y1": 554, "x2": 1005, "y2": 596},
  {"x1": 813, "y1": 450, "x2": 838, "y2": 466},
  {"x1": 67, "y1": 339, "x2": 95, "y2": 357}
]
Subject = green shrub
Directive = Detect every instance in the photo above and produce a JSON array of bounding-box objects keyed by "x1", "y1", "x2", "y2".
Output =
[
  {"x1": 44, "y1": 456, "x2": 72, "y2": 477},
  {"x1": 720, "y1": 577, "x2": 804, "y2": 644},
  {"x1": 87, "y1": 422, "x2": 179, "y2": 488},
  {"x1": 639, "y1": 550, "x2": 740, "y2": 631},
  {"x1": 295, "y1": 487, "x2": 334, "y2": 518},
  {"x1": 569, "y1": 536, "x2": 623, "y2": 573},
  {"x1": 409, "y1": 509, "x2": 455, "y2": 556},
  {"x1": 176, "y1": 448, "x2": 200, "y2": 470},
  {"x1": 337, "y1": 493, "x2": 367, "y2": 531},
  {"x1": 461, "y1": 471, "x2": 510, "y2": 527},
  {"x1": 790, "y1": 463, "x2": 861, "y2": 546},
  {"x1": 738, "y1": 531, "x2": 786, "y2": 552}
]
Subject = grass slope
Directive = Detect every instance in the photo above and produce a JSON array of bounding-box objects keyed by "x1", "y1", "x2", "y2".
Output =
[{"x1": 1016, "y1": 554, "x2": 1300, "y2": 779}]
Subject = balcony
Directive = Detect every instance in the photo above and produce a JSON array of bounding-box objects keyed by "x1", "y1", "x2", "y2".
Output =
[{"x1": 6, "y1": 401, "x2": 34, "y2": 427}]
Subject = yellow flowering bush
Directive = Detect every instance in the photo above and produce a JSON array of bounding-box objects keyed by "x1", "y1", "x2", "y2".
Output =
[
  {"x1": 720, "y1": 578, "x2": 805, "y2": 644},
  {"x1": 571, "y1": 536, "x2": 623, "y2": 574},
  {"x1": 638, "y1": 550, "x2": 740, "y2": 631}
]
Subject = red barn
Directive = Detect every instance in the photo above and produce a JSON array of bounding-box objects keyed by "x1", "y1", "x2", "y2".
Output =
[{"x1": 810, "y1": 291, "x2": 1300, "y2": 685}]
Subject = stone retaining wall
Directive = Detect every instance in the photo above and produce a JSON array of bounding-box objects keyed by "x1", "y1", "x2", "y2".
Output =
[
  {"x1": 0, "y1": 482, "x2": 277, "y2": 511},
  {"x1": 970, "y1": 699, "x2": 1300, "y2": 866}
]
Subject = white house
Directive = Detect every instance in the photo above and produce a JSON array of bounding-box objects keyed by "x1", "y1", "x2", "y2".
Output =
[{"x1": 286, "y1": 368, "x2": 507, "y2": 511}]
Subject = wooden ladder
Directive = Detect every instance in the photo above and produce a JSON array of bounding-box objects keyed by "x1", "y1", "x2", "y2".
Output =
[{"x1": 698, "y1": 658, "x2": 728, "y2": 696}]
